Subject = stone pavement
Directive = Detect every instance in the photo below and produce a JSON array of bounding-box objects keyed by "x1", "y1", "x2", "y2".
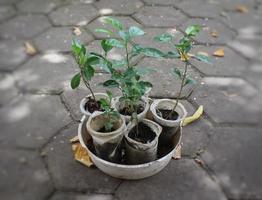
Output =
[{"x1": 0, "y1": 0, "x2": 262, "y2": 199}]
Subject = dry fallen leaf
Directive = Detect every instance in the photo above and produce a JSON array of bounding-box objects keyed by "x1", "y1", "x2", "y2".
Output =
[
  {"x1": 236, "y1": 4, "x2": 249, "y2": 13},
  {"x1": 213, "y1": 48, "x2": 224, "y2": 57},
  {"x1": 73, "y1": 26, "x2": 82, "y2": 36},
  {"x1": 211, "y1": 30, "x2": 219, "y2": 38},
  {"x1": 24, "y1": 41, "x2": 37, "y2": 55},
  {"x1": 182, "y1": 105, "x2": 204, "y2": 126},
  {"x1": 172, "y1": 144, "x2": 182, "y2": 160},
  {"x1": 72, "y1": 142, "x2": 94, "y2": 167},
  {"x1": 194, "y1": 158, "x2": 204, "y2": 166},
  {"x1": 70, "y1": 135, "x2": 79, "y2": 143}
]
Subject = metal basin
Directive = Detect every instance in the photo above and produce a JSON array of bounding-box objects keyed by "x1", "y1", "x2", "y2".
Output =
[{"x1": 78, "y1": 116, "x2": 182, "y2": 180}]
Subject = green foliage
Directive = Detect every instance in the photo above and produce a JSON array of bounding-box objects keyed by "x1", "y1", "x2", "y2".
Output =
[
  {"x1": 154, "y1": 33, "x2": 173, "y2": 42},
  {"x1": 195, "y1": 53, "x2": 212, "y2": 64},
  {"x1": 101, "y1": 39, "x2": 113, "y2": 53},
  {"x1": 128, "y1": 26, "x2": 145, "y2": 37},
  {"x1": 172, "y1": 67, "x2": 182, "y2": 79},
  {"x1": 185, "y1": 25, "x2": 201, "y2": 37},
  {"x1": 95, "y1": 28, "x2": 114, "y2": 36},
  {"x1": 105, "y1": 38, "x2": 124, "y2": 48},
  {"x1": 102, "y1": 17, "x2": 123, "y2": 30},
  {"x1": 71, "y1": 73, "x2": 81, "y2": 89}
]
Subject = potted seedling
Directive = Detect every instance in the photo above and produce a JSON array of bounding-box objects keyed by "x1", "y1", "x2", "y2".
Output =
[
  {"x1": 86, "y1": 91, "x2": 126, "y2": 163},
  {"x1": 71, "y1": 39, "x2": 108, "y2": 118},
  {"x1": 150, "y1": 25, "x2": 211, "y2": 146}
]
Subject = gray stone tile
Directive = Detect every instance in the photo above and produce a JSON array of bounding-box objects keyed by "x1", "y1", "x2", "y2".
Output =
[
  {"x1": 49, "y1": 4, "x2": 98, "y2": 26},
  {"x1": 176, "y1": 0, "x2": 224, "y2": 18},
  {"x1": 245, "y1": 62, "x2": 262, "y2": 91},
  {"x1": 0, "y1": 149, "x2": 53, "y2": 200},
  {"x1": 0, "y1": 5, "x2": 16, "y2": 22},
  {"x1": 206, "y1": 0, "x2": 256, "y2": 10},
  {"x1": 180, "y1": 18, "x2": 236, "y2": 45},
  {"x1": 0, "y1": 73, "x2": 18, "y2": 107},
  {"x1": 44, "y1": 124, "x2": 121, "y2": 192},
  {"x1": 16, "y1": 0, "x2": 63, "y2": 14},
  {"x1": 0, "y1": 0, "x2": 19, "y2": 5},
  {"x1": 202, "y1": 127, "x2": 262, "y2": 199},
  {"x1": 50, "y1": 192, "x2": 114, "y2": 200},
  {"x1": 190, "y1": 45, "x2": 248, "y2": 76},
  {"x1": 14, "y1": 54, "x2": 78, "y2": 93},
  {"x1": 0, "y1": 94, "x2": 71, "y2": 148},
  {"x1": 143, "y1": 0, "x2": 181, "y2": 5},
  {"x1": 0, "y1": 14, "x2": 51, "y2": 40},
  {"x1": 33, "y1": 27, "x2": 93, "y2": 52},
  {"x1": 94, "y1": 0, "x2": 144, "y2": 15},
  {"x1": 0, "y1": 40, "x2": 28, "y2": 71},
  {"x1": 133, "y1": 6, "x2": 188, "y2": 27},
  {"x1": 63, "y1": 0, "x2": 96, "y2": 4},
  {"x1": 86, "y1": 16, "x2": 142, "y2": 39},
  {"x1": 116, "y1": 159, "x2": 227, "y2": 200},
  {"x1": 190, "y1": 77, "x2": 262, "y2": 124},
  {"x1": 137, "y1": 57, "x2": 202, "y2": 98}
]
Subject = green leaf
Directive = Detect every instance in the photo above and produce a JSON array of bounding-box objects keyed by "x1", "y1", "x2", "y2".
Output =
[
  {"x1": 101, "y1": 39, "x2": 113, "y2": 53},
  {"x1": 136, "y1": 67, "x2": 157, "y2": 75},
  {"x1": 118, "y1": 30, "x2": 130, "y2": 41},
  {"x1": 140, "y1": 48, "x2": 165, "y2": 58},
  {"x1": 106, "y1": 90, "x2": 113, "y2": 102},
  {"x1": 95, "y1": 28, "x2": 114, "y2": 36},
  {"x1": 154, "y1": 33, "x2": 173, "y2": 42},
  {"x1": 140, "y1": 81, "x2": 153, "y2": 88},
  {"x1": 71, "y1": 73, "x2": 81, "y2": 89},
  {"x1": 164, "y1": 51, "x2": 180, "y2": 58},
  {"x1": 172, "y1": 67, "x2": 182, "y2": 79},
  {"x1": 86, "y1": 56, "x2": 100, "y2": 65},
  {"x1": 185, "y1": 77, "x2": 196, "y2": 85},
  {"x1": 111, "y1": 59, "x2": 126, "y2": 69},
  {"x1": 128, "y1": 26, "x2": 145, "y2": 37},
  {"x1": 103, "y1": 80, "x2": 119, "y2": 88},
  {"x1": 195, "y1": 53, "x2": 212, "y2": 64},
  {"x1": 102, "y1": 17, "x2": 123, "y2": 30},
  {"x1": 185, "y1": 25, "x2": 201, "y2": 37},
  {"x1": 83, "y1": 65, "x2": 95, "y2": 81},
  {"x1": 105, "y1": 39, "x2": 124, "y2": 48},
  {"x1": 71, "y1": 39, "x2": 82, "y2": 55}
]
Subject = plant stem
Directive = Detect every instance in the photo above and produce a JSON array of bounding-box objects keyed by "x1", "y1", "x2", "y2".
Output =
[
  {"x1": 166, "y1": 61, "x2": 188, "y2": 119},
  {"x1": 125, "y1": 42, "x2": 130, "y2": 68},
  {"x1": 80, "y1": 70, "x2": 96, "y2": 101}
]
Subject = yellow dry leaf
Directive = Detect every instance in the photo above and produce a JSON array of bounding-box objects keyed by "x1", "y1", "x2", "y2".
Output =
[
  {"x1": 70, "y1": 135, "x2": 79, "y2": 143},
  {"x1": 73, "y1": 27, "x2": 82, "y2": 36},
  {"x1": 236, "y1": 4, "x2": 249, "y2": 13},
  {"x1": 213, "y1": 48, "x2": 224, "y2": 57},
  {"x1": 182, "y1": 105, "x2": 203, "y2": 126},
  {"x1": 172, "y1": 144, "x2": 182, "y2": 160},
  {"x1": 24, "y1": 41, "x2": 37, "y2": 55},
  {"x1": 211, "y1": 30, "x2": 219, "y2": 38},
  {"x1": 73, "y1": 142, "x2": 94, "y2": 167},
  {"x1": 180, "y1": 52, "x2": 190, "y2": 62}
]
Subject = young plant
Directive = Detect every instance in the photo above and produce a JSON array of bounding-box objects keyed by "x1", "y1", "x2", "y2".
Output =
[
  {"x1": 71, "y1": 39, "x2": 99, "y2": 101},
  {"x1": 99, "y1": 91, "x2": 120, "y2": 132},
  {"x1": 154, "y1": 25, "x2": 211, "y2": 119}
]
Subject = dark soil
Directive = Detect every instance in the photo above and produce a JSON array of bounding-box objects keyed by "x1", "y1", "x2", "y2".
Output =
[
  {"x1": 119, "y1": 104, "x2": 144, "y2": 116},
  {"x1": 98, "y1": 126, "x2": 117, "y2": 133},
  {"x1": 156, "y1": 109, "x2": 179, "y2": 120},
  {"x1": 128, "y1": 122, "x2": 156, "y2": 143},
  {"x1": 84, "y1": 97, "x2": 103, "y2": 113}
]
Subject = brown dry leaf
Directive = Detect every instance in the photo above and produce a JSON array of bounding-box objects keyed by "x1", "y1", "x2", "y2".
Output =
[
  {"x1": 73, "y1": 142, "x2": 94, "y2": 167},
  {"x1": 213, "y1": 48, "x2": 224, "y2": 57},
  {"x1": 194, "y1": 158, "x2": 204, "y2": 166},
  {"x1": 24, "y1": 41, "x2": 37, "y2": 55},
  {"x1": 70, "y1": 135, "x2": 79, "y2": 143},
  {"x1": 211, "y1": 30, "x2": 219, "y2": 38},
  {"x1": 172, "y1": 144, "x2": 182, "y2": 160},
  {"x1": 236, "y1": 4, "x2": 249, "y2": 13},
  {"x1": 73, "y1": 26, "x2": 82, "y2": 36}
]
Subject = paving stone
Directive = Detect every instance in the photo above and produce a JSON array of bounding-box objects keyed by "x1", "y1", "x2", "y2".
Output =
[
  {"x1": 133, "y1": 6, "x2": 188, "y2": 27},
  {"x1": 245, "y1": 62, "x2": 262, "y2": 91},
  {"x1": 0, "y1": 149, "x2": 53, "y2": 200},
  {"x1": 190, "y1": 77, "x2": 262, "y2": 124},
  {"x1": 50, "y1": 192, "x2": 114, "y2": 200},
  {"x1": 0, "y1": 5, "x2": 16, "y2": 22},
  {"x1": 44, "y1": 124, "x2": 121, "y2": 192},
  {"x1": 0, "y1": 94, "x2": 71, "y2": 148},
  {"x1": 115, "y1": 159, "x2": 227, "y2": 200},
  {"x1": 0, "y1": 40, "x2": 28, "y2": 71},
  {"x1": 14, "y1": 54, "x2": 78, "y2": 93},
  {"x1": 63, "y1": 0, "x2": 96, "y2": 4},
  {"x1": 176, "y1": 0, "x2": 224, "y2": 18},
  {"x1": 206, "y1": 0, "x2": 256, "y2": 10},
  {"x1": 17, "y1": 0, "x2": 63, "y2": 14},
  {"x1": 137, "y1": 57, "x2": 202, "y2": 98},
  {"x1": 0, "y1": 0, "x2": 19, "y2": 5},
  {"x1": 143, "y1": 0, "x2": 181, "y2": 6},
  {"x1": 94, "y1": 0, "x2": 144, "y2": 15},
  {"x1": 180, "y1": 18, "x2": 236, "y2": 45},
  {"x1": 182, "y1": 118, "x2": 213, "y2": 157},
  {"x1": 0, "y1": 73, "x2": 18, "y2": 107},
  {"x1": 190, "y1": 45, "x2": 248, "y2": 76},
  {"x1": 33, "y1": 27, "x2": 93, "y2": 52},
  {"x1": 49, "y1": 4, "x2": 98, "y2": 26},
  {"x1": 86, "y1": 16, "x2": 141, "y2": 39},
  {"x1": 202, "y1": 127, "x2": 262, "y2": 199},
  {"x1": 62, "y1": 73, "x2": 120, "y2": 120},
  {"x1": 228, "y1": 37, "x2": 262, "y2": 62},
  {"x1": 0, "y1": 14, "x2": 51, "y2": 40}
]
